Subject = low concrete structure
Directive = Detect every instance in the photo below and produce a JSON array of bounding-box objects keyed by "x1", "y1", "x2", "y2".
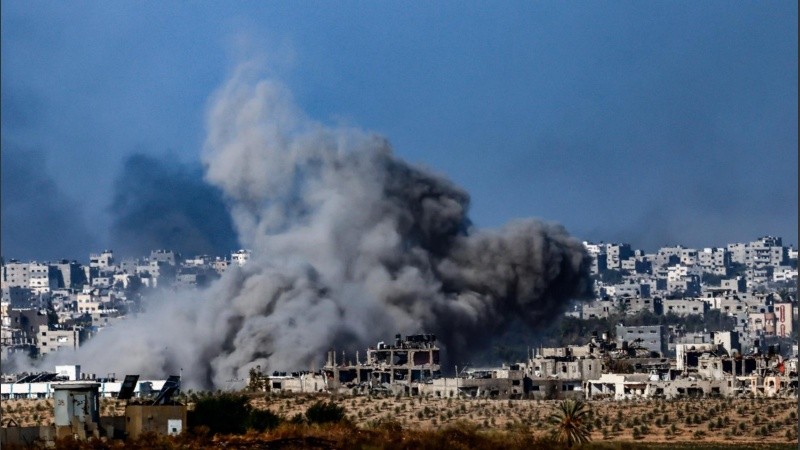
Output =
[
  {"x1": 124, "y1": 404, "x2": 187, "y2": 439},
  {"x1": 52, "y1": 381, "x2": 101, "y2": 439}
]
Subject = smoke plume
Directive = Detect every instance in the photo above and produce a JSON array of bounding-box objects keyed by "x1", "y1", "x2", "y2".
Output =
[
  {"x1": 1, "y1": 142, "x2": 95, "y2": 261},
  {"x1": 109, "y1": 153, "x2": 238, "y2": 258},
  {"x1": 40, "y1": 63, "x2": 590, "y2": 388}
]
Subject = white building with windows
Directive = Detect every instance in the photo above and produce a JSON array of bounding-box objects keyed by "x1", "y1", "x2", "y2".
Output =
[{"x1": 232, "y1": 249, "x2": 252, "y2": 267}]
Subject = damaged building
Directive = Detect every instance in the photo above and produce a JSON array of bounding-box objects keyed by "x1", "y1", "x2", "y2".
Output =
[
  {"x1": 322, "y1": 334, "x2": 441, "y2": 395},
  {"x1": 249, "y1": 332, "x2": 798, "y2": 401}
]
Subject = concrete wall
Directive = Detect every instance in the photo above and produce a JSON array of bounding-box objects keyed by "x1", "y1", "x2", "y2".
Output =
[
  {"x1": 124, "y1": 404, "x2": 187, "y2": 439},
  {"x1": 0, "y1": 425, "x2": 55, "y2": 447}
]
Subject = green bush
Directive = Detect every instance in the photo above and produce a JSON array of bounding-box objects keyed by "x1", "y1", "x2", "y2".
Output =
[
  {"x1": 306, "y1": 400, "x2": 346, "y2": 424},
  {"x1": 191, "y1": 393, "x2": 281, "y2": 435},
  {"x1": 191, "y1": 393, "x2": 251, "y2": 435},
  {"x1": 246, "y1": 408, "x2": 281, "y2": 432}
]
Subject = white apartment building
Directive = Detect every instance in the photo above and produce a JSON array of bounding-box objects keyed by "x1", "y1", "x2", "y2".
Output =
[
  {"x1": 232, "y1": 249, "x2": 252, "y2": 267},
  {"x1": 89, "y1": 250, "x2": 115, "y2": 269},
  {"x1": 773, "y1": 266, "x2": 797, "y2": 283}
]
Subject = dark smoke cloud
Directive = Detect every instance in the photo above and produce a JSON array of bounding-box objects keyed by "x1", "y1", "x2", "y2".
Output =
[
  {"x1": 108, "y1": 153, "x2": 238, "y2": 258},
  {"x1": 0, "y1": 142, "x2": 94, "y2": 261},
  {"x1": 34, "y1": 63, "x2": 590, "y2": 388}
]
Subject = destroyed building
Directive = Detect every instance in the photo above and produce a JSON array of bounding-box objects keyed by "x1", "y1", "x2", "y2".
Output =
[{"x1": 323, "y1": 334, "x2": 440, "y2": 395}]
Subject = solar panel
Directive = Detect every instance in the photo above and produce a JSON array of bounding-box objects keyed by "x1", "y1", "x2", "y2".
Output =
[
  {"x1": 152, "y1": 375, "x2": 180, "y2": 405},
  {"x1": 117, "y1": 375, "x2": 140, "y2": 400}
]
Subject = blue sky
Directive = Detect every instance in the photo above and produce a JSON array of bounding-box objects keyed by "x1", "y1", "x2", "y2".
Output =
[{"x1": 2, "y1": 2, "x2": 797, "y2": 261}]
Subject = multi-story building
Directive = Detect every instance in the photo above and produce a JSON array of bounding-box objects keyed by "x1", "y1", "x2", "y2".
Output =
[
  {"x1": 29, "y1": 263, "x2": 58, "y2": 295},
  {"x1": 2, "y1": 261, "x2": 30, "y2": 289},
  {"x1": 653, "y1": 246, "x2": 682, "y2": 268},
  {"x1": 667, "y1": 275, "x2": 701, "y2": 297},
  {"x1": 36, "y1": 324, "x2": 81, "y2": 357},
  {"x1": 606, "y1": 243, "x2": 633, "y2": 270},
  {"x1": 582, "y1": 299, "x2": 617, "y2": 319},
  {"x1": 679, "y1": 248, "x2": 698, "y2": 266},
  {"x1": 619, "y1": 296, "x2": 659, "y2": 315},
  {"x1": 697, "y1": 247, "x2": 730, "y2": 275},
  {"x1": 773, "y1": 303, "x2": 794, "y2": 338},
  {"x1": 773, "y1": 266, "x2": 798, "y2": 283},
  {"x1": 663, "y1": 298, "x2": 708, "y2": 317},
  {"x1": 621, "y1": 257, "x2": 651, "y2": 274},
  {"x1": 231, "y1": 249, "x2": 251, "y2": 267},
  {"x1": 615, "y1": 325, "x2": 667, "y2": 356},
  {"x1": 89, "y1": 250, "x2": 115, "y2": 270},
  {"x1": 50, "y1": 260, "x2": 87, "y2": 290},
  {"x1": 745, "y1": 267, "x2": 772, "y2": 286},
  {"x1": 721, "y1": 277, "x2": 747, "y2": 293},
  {"x1": 150, "y1": 250, "x2": 178, "y2": 266},
  {"x1": 323, "y1": 334, "x2": 440, "y2": 392},
  {"x1": 2, "y1": 286, "x2": 32, "y2": 308},
  {"x1": 747, "y1": 312, "x2": 776, "y2": 336}
]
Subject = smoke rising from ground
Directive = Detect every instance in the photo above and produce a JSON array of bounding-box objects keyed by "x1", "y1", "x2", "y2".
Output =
[{"x1": 37, "y1": 63, "x2": 590, "y2": 388}]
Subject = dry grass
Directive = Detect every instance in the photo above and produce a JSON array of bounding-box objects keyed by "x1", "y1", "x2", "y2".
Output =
[
  {"x1": 2, "y1": 394, "x2": 797, "y2": 448},
  {"x1": 249, "y1": 393, "x2": 798, "y2": 445}
]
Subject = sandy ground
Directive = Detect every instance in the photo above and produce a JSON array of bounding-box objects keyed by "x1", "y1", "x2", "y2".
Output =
[{"x1": 2, "y1": 394, "x2": 796, "y2": 445}]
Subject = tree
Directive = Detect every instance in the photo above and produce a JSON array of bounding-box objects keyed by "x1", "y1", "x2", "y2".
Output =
[
  {"x1": 248, "y1": 367, "x2": 267, "y2": 392},
  {"x1": 548, "y1": 399, "x2": 591, "y2": 448}
]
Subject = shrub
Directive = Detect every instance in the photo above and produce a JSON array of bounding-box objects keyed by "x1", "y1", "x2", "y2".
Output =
[
  {"x1": 306, "y1": 400, "x2": 345, "y2": 424},
  {"x1": 246, "y1": 409, "x2": 281, "y2": 431},
  {"x1": 191, "y1": 393, "x2": 282, "y2": 435},
  {"x1": 191, "y1": 393, "x2": 251, "y2": 435}
]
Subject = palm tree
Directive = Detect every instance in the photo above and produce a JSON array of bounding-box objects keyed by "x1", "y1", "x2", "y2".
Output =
[{"x1": 548, "y1": 399, "x2": 591, "y2": 448}]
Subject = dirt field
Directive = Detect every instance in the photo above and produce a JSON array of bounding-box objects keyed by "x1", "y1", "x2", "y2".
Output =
[
  {"x1": 250, "y1": 394, "x2": 798, "y2": 445},
  {"x1": 2, "y1": 394, "x2": 797, "y2": 446}
]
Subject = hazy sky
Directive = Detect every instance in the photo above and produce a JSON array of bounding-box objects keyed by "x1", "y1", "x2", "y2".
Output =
[{"x1": 2, "y1": 2, "x2": 797, "y2": 261}]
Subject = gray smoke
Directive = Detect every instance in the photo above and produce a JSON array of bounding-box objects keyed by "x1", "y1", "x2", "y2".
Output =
[
  {"x1": 109, "y1": 153, "x2": 238, "y2": 258},
  {"x1": 1, "y1": 142, "x2": 95, "y2": 261},
  {"x1": 36, "y1": 63, "x2": 590, "y2": 388}
]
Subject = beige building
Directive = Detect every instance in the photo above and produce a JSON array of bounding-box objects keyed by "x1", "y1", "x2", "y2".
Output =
[
  {"x1": 37, "y1": 325, "x2": 80, "y2": 356},
  {"x1": 773, "y1": 303, "x2": 793, "y2": 338}
]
